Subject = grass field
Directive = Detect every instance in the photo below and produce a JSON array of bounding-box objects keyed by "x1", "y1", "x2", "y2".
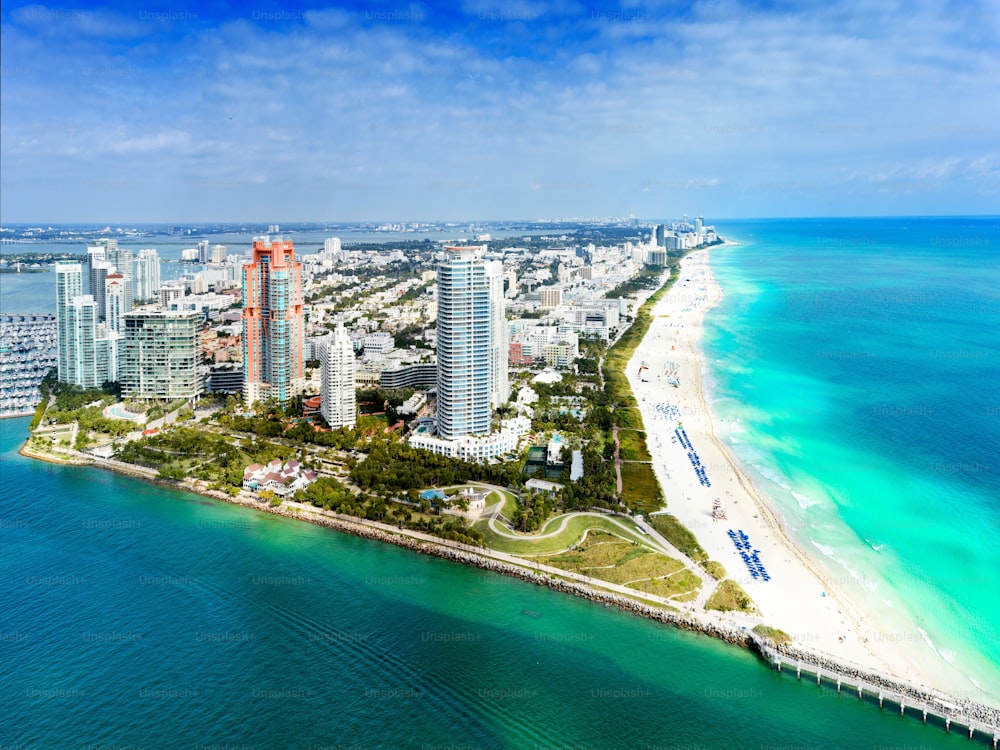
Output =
[
  {"x1": 538, "y1": 530, "x2": 702, "y2": 601},
  {"x1": 474, "y1": 512, "x2": 655, "y2": 556}
]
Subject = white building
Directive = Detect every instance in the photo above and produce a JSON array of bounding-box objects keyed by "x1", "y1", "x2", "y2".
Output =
[
  {"x1": 363, "y1": 331, "x2": 395, "y2": 358},
  {"x1": 409, "y1": 416, "x2": 530, "y2": 462},
  {"x1": 159, "y1": 283, "x2": 185, "y2": 309},
  {"x1": 242, "y1": 459, "x2": 317, "y2": 498},
  {"x1": 319, "y1": 322, "x2": 356, "y2": 429},
  {"x1": 435, "y1": 245, "x2": 508, "y2": 441},
  {"x1": 104, "y1": 273, "x2": 127, "y2": 334},
  {"x1": 134, "y1": 249, "x2": 161, "y2": 302}
]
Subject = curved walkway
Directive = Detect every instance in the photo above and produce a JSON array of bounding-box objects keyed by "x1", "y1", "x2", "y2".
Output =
[{"x1": 485, "y1": 507, "x2": 718, "y2": 608}]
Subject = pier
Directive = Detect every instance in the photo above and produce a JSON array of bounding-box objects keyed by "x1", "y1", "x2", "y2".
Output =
[{"x1": 749, "y1": 634, "x2": 1000, "y2": 747}]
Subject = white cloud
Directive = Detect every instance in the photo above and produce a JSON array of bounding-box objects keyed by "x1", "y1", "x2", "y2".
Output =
[{"x1": 1, "y1": 0, "x2": 998, "y2": 220}]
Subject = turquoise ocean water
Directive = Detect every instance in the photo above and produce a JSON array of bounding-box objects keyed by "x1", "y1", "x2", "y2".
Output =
[
  {"x1": 0, "y1": 416, "x2": 979, "y2": 748},
  {"x1": 2, "y1": 216, "x2": 997, "y2": 747},
  {"x1": 703, "y1": 217, "x2": 1000, "y2": 706}
]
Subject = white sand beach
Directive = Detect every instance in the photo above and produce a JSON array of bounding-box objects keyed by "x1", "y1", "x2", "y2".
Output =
[{"x1": 627, "y1": 247, "x2": 944, "y2": 693}]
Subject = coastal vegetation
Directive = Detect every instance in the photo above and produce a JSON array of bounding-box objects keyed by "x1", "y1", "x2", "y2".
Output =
[
  {"x1": 706, "y1": 579, "x2": 756, "y2": 613},
  {"x1": 701, "y1": 560, "x2": 727, "y2": 580},
  {"x1": 537, "y1": 529, "x2": 702, "y2": 601},
  {"x1": 648, "y1": 513, "x2": 707, "y2": 562},
  {"x1": 753, "y1": 625, "x2": 793, "y2": 646}
]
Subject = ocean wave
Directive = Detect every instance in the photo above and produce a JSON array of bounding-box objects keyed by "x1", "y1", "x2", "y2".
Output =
[
  {"x1": 792, "y1": 491, "x2": 820, "y2": 509},
  {"x1": 810, "y1": 540, "x2": 838, "y2": 559},
  {"x1": 916, "y1": 627, "x2": 954, "y2": 665}
]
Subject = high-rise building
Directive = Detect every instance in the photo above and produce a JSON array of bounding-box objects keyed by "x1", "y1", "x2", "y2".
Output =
[
  {"x1": 64, "y1": 295, "x2": 120, "y2": 388},
  {"x1": 104, "y1": 273, "x2": 127, "y2": 334},
  {"x1": 242, "y1": 239, "x2": 304, "y2": 405},
  {"x1": 86, "y1": 245, "x2": 106, "y2": 297},
  {"x1": 95, "y1": 330, "x2": 120, "y2": 387},
  {"x1": 56, "y1": 262, "x2": 118, "y2": 387},
  {"x1": 134, "y1": 249, "x2": 161, "y2": 302},
  {"x1": 210, "y1": 244, "x2": 227, "y2": 264},
  {"x1": 487, "y1": 258, "x2": 508, "y2": 408},
  {"x1": 197, "y1": 240, "x2": 210, "y2": 264},
  {"x1": 435, "y1": 245, "x2": 508, "y2": 441},
  {"x1": 318, "y1": 322, "x2": 356, "y2": 429},
  {"x1": 65, "y1": 296, "x2": 99, "y2": 387},
  {"x1": 105, "y1": 246, "x2": 134, "y2": 311},
  {"x1": 120, "y1": 311, "x2": 202, "y2": 400},
  {"x1": 55, "y1": 262, "x2": 83, "y2": 383}
]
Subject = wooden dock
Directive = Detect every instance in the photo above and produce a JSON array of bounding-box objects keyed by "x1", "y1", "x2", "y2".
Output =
[{"x1": 748, "y1": 634, "x2": 1000, "y2": 746}]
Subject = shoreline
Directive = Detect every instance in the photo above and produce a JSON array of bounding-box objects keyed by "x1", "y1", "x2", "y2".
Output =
[
  {"x1": 17, "y1": 419, "x2": 1000, "y2": 734},
  {"x1": 626, "y1": 246, "x2": 996, "y2": 708}
]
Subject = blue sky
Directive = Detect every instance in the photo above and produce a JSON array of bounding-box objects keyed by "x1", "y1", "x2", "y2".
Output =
[{"x1": 1, "y1": 0, "x2": 997, "y2": 222}]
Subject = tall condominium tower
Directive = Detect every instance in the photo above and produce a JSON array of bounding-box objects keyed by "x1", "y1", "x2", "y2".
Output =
[
  {"x1": 104, "y1": 273, "x2": 127, "y2": 334},
  {"x1": 242, "y1": 239, "x2": 304, "y2": 405},
  {"x1": 56, "y1": 261, "x2": 118, "y2": 387},
  {"x1": 488, "y1": 257, "x2": 508, "y2": 408},
  {"x1": 65, "y1": 295, "x2": 99, "y2": 387},
  {"x1": 87, "y1": 245, "x2": 106, "y2": 298},
  {"x1": 62, "y1": 296, "x2": 119, "y2": 388},
  {"x1": 318, "y1": 321, "x2": 356, "y2": 429},
  {"x1": 121, "y1": 311, "x2": 202, "y2": 400},
  {"x1": 435, "y1": 245, "x2": 508, "y2": 441},
  {"x1": 134, "y1": 249, "x2": 161, "y2": 302},
  {"x1": 105, "y1": 245, "x2": 134, "y2": 311},
  {"x1": 55, "y1": 262, "x2": 83, "y2": 383}
]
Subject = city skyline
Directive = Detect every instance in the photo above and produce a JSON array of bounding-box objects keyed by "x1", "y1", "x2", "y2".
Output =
[{"x1": 2, "y1": 0, "x2": 997, "y2": 223}]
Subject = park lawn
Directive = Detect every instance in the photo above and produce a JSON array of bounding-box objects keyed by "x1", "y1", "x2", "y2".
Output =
[
  {"x1": 538, "y1": 530, "x2": 701, "y2": 600},
  {"x1": 476, "y1": 513, "x2": 653, "y2": 556},
  {"x1": 630, "y1": 568, "x2": 702, "y2": 598},
  {"x1": 596, "y1": 552, "x2": 686, "y2": 585},
  {"x1": 619, "y1": 462, "x2": 662, "y2": 514}
]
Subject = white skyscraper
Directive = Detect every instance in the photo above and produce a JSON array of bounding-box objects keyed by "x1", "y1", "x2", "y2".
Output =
[
  {"x1": 64, "y1": 296, "x2": 118, "y2": 388},
  {"x1": 318, "y1": 322, "x2": 356, "y2": 429},
  {"x1": 104, "y1": 273, "x2": 127, "y2": 334},
  {"x1": 435, "y1": 245, "x2": 508, "y2": 441},
  {"x1": 134, "y1": 249, "x2": 161, "y2": 302},
  {"x1": 105, "y1": 246, "x2": 134, "y2": 311},
  {"x1": 198, "y1": 240, "x2": 210, "y2": 264},
  {"x1": 486, "y1": 259, "x2": 508, "y2": 408},
  {"x1": 210, "y1": 244, "x2": 227, "y2": 264},
  {"x1": 56, "y1": 262, "x2": 83, "y2": 383},
  {"x1": 87, "y1": 244, "x2": 106, "y2": 296},
  {"x1": 65, "y1": 295, "x2": 99, "y2": 387}
]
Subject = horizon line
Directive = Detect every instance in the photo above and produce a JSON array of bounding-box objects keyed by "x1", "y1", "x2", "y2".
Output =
[{"x1": 2, "y1": 213, "x2": 998, "y2": 227}]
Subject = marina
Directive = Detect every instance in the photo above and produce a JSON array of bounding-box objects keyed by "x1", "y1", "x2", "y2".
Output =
[{"x1": 0, "y1": 313, "x2": 57, "y2": 418}]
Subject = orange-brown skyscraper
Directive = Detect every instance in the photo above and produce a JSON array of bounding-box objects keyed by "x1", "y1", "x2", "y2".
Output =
[{"x1": 242, "y1": 239, "x2": 304, "y2": 405}]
